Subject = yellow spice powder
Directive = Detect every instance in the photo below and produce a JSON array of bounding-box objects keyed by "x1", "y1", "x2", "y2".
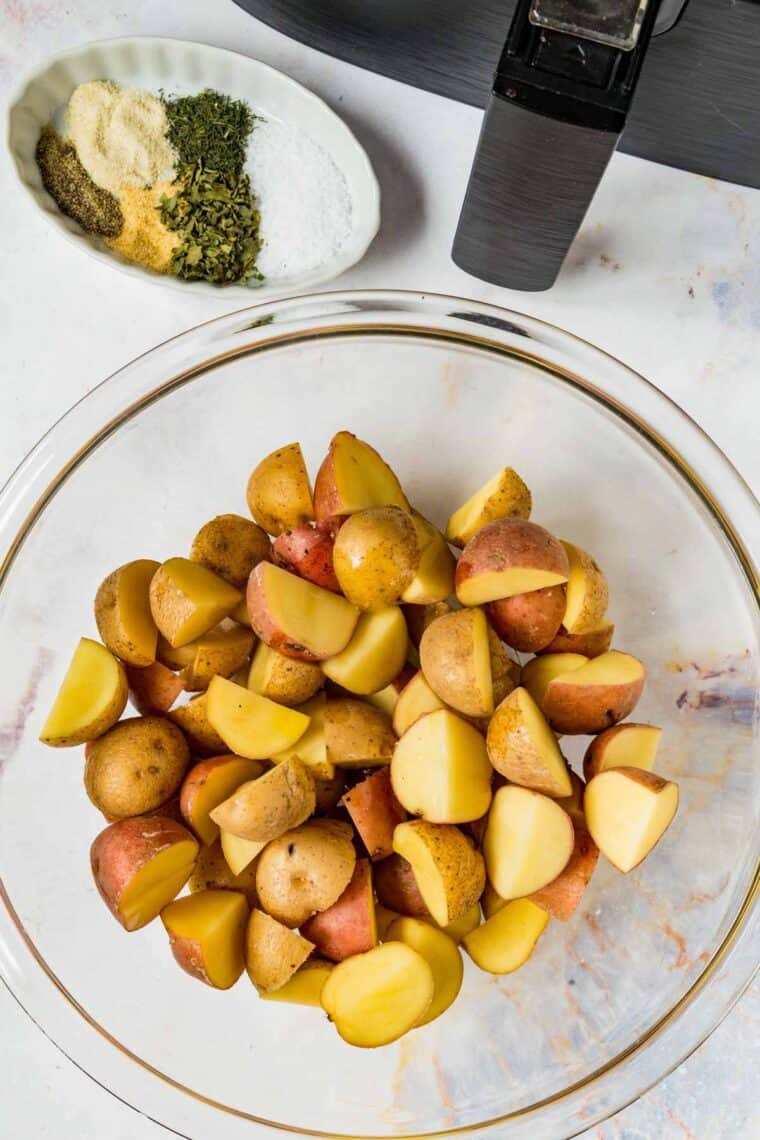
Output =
[{"x1": 106, "y1": 181, "x2": 179, "y2": 274}]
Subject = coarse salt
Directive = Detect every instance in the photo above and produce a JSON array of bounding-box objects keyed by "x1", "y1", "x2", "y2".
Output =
[{"x1": 246, "y1": 119, "x2": 352, "y2": 280}]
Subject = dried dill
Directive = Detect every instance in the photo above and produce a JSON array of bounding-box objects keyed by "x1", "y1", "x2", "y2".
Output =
[
  {"x1": 159, "y1": 163, "x2": 263, "y2": 285},
  {"x1": 162, "y1": 89, "x2": 254, "y2": 176}
]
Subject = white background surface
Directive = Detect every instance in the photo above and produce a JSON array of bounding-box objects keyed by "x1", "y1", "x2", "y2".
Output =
[{"x1": 1, "y1": 2, "x2": 758, "y2": 1138}]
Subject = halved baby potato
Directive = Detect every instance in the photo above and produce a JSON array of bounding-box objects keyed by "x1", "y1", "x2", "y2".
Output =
[
  {"x1": 161, "y1": 888, "x2": 248, "y2": 989},
  {"x1": 464, "y1": 898, "x2": 549, "y2": 975},
  {"x1": 180, "y1": 755, "x2": 264, "y2": 845},
  {"x1": 168, "y1": 692, "x2": 227, "y2": 757},
  {"x1": 400, "y1": 512, "x2": 456, "y2": 605},
  {"x1": 486, "y1": 687, "x2": 572, "y2": 798},
  {"x1": 455, "y1": 519, "x2": 569, "y2": 606},
  {"x1": 248, "y1": 640, "x2": 324, "y2": 707},
  {"x1": 313, "y1": 430, "x2": 410, "y2": 521},
  {"x1": 90, "y1": 816, "x2": 198, "y2": 931},
  {"x1": 583, "y1": 722, "x2": 662, "y2": 781},
  {"x1": 247, "y1": 562, "x2": 359, "y2": 661},
  {"x1": 560, "y1": 540, "x2": 609, "y2": 634},
  {"x1": 272, "y1": 522, "x2": 341, "y2": 593},
  {"x1": 487, "y1": 585, "x2": 566, "y2": 654},
  {"x1": 342, "y1": 767, "x2": 406, "y2": 861},
  {"x1": 40, "y1": 637, "x2": 128, "y2": 747},
  {"x1": 483, "y1": 785, "x2": 574, "y2": 900},
  {"x1": 393, "y1": 820, "x2": 486, "y2": 927},
  {"x1": 179, "y1": 623, "x2": 255, "y2": 692},
  {"x1": 245, "y1": 908, "x2": 314, "y2": 993},
  {"x1": 538, "y1": 651, "x2": 647, "y2": 735},
  {"x1": 322, "y1": 606, "x2": 409, "y2": 695},
  {"x1": 540, "y1": 621, "x2": 615, "y2": 658},
  {"x1": 320, "y1": 941, "x2": 434, "y2": 1047},
  {"x1": 149, "y1": 558, "x2": 242, "y2": 648},
  {"x1": 391, "y1": 709, "x2": 492, "y2": 823},
  {"x1": 392, "y1": 670, "x2": 447, "y2": 737},
  {"x1": 127, "y1": 660, "x2": 185, "y2": 716},
  {"x1": 190, "y1": 513, "x2": 271, "y2": 588},
  {"x1": 528, "y1": 822, "x2": 599, "y2": 921},
  {"x1": 584, "y1": 767, "x2": 679, "y2": 873},
  {"x1": 387, "y1": 916, "x2": 462, "y2": 1026},
  {"x1": 445, "y1": 467, "x2": 532, "y2": 548},
  {"x1": 325, "y1": 698, "x2": 396, "y2": 769},
  {"x1": 246, "y1": 443, "x2": 314, "y2": 536},
  {"x1": 255, "y1": 818, "x2": 356, "y2": 927},
  {"x1": 94, "y1": 559, "x2": 160, "y2": 666},
  {"x1": 210, "y1": 755, "x2": 315, "y2": 843},
  {"x1": 419, "y1": 607, "x2": 517, "y2": 719},
  {"x1": 333, "y1": 507, "x2": 420, "y2": 610},
  {"x1": 272, "y1": 692, "x2": 333, "y2": 779},
  {"x1": 301, "y1": 858, "x2": 377, "y2": 961},
  {"x1": 206, "y1": 675, "x2": 310, "y2": 759},
  {"x1": 84, "y1": 715, "x2": 190, "y2": 820}
]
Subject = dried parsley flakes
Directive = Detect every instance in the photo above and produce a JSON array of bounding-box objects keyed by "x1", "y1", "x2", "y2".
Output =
[
  {"x1": 162, "y1": 89, "x2": 254, "y2": 177},
  {"x1": 159, "y1": 163, "x2": 263, "y2": 285}
]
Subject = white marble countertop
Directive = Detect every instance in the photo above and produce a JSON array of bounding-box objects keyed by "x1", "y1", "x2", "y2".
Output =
[{"x1": 0, "y1": 2, "x2": 757, "y2": 1138}]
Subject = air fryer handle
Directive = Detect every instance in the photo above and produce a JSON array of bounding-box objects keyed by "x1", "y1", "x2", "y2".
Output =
[{"x1": 452, "y1": 0, "x2": 663, "y2": 291}]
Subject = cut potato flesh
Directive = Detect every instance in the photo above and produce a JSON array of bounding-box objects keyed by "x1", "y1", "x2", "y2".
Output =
[
  {"x1": 318, "y1": 431, "x2": 410, "y2": 517},
  {"x1": 260, "y1": 959, "x2": 334, "y2": 1006},
  {"x1": 320, "y1": 942, "x2": 434, "y2": 1047},
  {"x1": 322, "y1": 606, "x2": 408, "y2": 695},
  {"x1": 271, "y1": 692, "x2": 333, "y2": 779},
  {"x1": 119, "y1": 842, "x2": 199, "y2": 931},
  {"x1": 584, "y1": 767, "x2": 679, "y2": 872},
  {"x1": 391, "y1": 709, "x2": 492, "y2": 823},
  {"x1": 246, "y1": 908, "x2": 314, "y2": 992},
  {"x1": 458, "y1": 567, "x2": 567, "y2": 606},
  {"x1": 149, "y1": 558, "x2": 242, "y2": 648},
  {"x1": 40, "y1": 637, "x2": 128, "y2": 746},
  {"x1": 161, "y1": 889, "x2": 248, "y2": 989},
  {"x1": 246, "y1": 442, "x2": 314, "y2": 536},
  {"x1": 220, "y1": 830, "x2": 266, "y2": 876},
  {"x1": 584, "y1": 723, "x2": 662, "y2": 780},
  {"x1": 387, "y1": 916, "x2": 462, "y2": 1026},
  {"x1": 179, "y1": 624, "x2": 255, "y2": 692},
  {"x1": 401, "y1": 513, "x2": 456, "y2": 604},
  {"x1": 248, "y1": 562, "x2": 359, "y2": 661},
  {"x1": 95, "y1": 559, "x2": 160, "y2": 666},
  {"x1": 486, "y1": 687, "x2": 573, "y2": 798},
  {"x1": 481, "y1": 882, "x2": 506, "y2": 920},
  {"x1": 392, "y1": 670, "x2": 447, "y2": 737},
  {"x1": 483, "y1": 785, "x2": 574, "y2": 899},
  {"x1": 560, "y1": 540, "x2": 609, "y2": 634},
  {"x1": 206, "y1": 675, "x2": 310, "y2": 759},
  {"x1": 445, "y1": 467, "x2": 532, "y2": 548},
  {"x1": 393, "y1": 820, "x2": 485, "y2": 927},
  {"x1": 464, "y1": 899, "x2": 549, "y2": 974},
  {"x1": 521, "y1": 653, "x2": 588, "y2": 707}
]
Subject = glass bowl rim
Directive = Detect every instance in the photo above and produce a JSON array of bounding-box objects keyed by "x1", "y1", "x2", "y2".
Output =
[{"x1": 0, "y1": 288, "x2": 758, "y2": 1140}]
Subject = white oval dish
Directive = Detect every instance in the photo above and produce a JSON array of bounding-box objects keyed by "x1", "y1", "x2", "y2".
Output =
[{"x1": 6, "y1": 36, "x2": 381, "y2": 297}]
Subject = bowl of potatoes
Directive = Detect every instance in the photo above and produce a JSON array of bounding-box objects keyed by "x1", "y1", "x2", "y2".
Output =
[{"x1": 0, "y1": 291, "x2": 757, "y2": 1140}]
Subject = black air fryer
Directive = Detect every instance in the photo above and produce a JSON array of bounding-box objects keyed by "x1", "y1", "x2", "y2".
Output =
[{"x1": 234, "y1": 0, "x2": 760, "y2": 290}]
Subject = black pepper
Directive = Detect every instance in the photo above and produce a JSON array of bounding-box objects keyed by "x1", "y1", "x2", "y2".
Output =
[{"x1": 35, "y1": 127, "x2": 123, "y2": 238}]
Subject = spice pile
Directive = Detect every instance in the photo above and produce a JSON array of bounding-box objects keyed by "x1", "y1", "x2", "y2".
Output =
[
  {"x1": 36, "y1": 81, "x2": 262, "y2": 283},
  {"x1": 36, "y1": 79, "x2": 353, "y2": 286}
]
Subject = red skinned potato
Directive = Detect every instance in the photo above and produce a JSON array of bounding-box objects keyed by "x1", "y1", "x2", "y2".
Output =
[
  {"x1": 301, "y1": 859, "x2": 377, "y2": 961},
  {"x1": 272, "y1": 523, "x2": 341, "y2": 592},
  {"x1": 487, "y1": 585, "x2": 566, "y2": 653},
  {"x1": 528, "y1": 822, "x2": 599, "y2": 920},
  {"x1": 455, "y1": 519, "x2": 569, "y2": 606},
  {"x1": 342, "y1": 768, "x2": 406, "y2": 861},
  {"x1": 539, "y1": 622, "x2": 615, "y2": 658},
  {"x1": 583, "y1": 722, "x2": 662, "y2": 781},
  {"x1": 374, "y1": 854, "x2": 430, "y2": 918},
  {"x1": 247, "y1": 562, "x2": 359, "y2": 661},
  {"x1": 313, "y1": 430, "x2": 410, "y2": 522},
  {"x1": 539, "y1": 651, "x2": 647, "y2": 735},
  {"x1": 90, "y1": 816, "x2": 199, "y2": 931},
  {"x1": 161, "y1": 889, "x2": 249, "y2": 989},
  {"x1": 126, "y1": 661, "x2": 185, "y2": 716}
]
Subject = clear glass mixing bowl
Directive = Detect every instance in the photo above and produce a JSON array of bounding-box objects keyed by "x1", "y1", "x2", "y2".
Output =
[{"x1": 0, "y1": 291, "x2": 757, "y2": 1140}]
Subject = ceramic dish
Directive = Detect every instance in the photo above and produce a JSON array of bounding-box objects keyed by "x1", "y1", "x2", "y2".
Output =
[
  {"x1": 0, "y1": 291, "x2": 757, "y2": 1139},
  {"x1": 6, "y1": 37, "x2": 380, "y2": 297}
]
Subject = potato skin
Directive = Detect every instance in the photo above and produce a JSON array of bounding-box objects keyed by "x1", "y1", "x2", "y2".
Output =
[
  {"x1": 94, "y1": 559, "x2": 160, "y2": 666},
  {"x1": 248, "y1": 642, "x2": 324, "y2": 707},
  {"x1": 272, "y1": 523, "x2": 340, "y2": 592},
  {"x1": 420, "y1": 608, "x2": 490, "y2": 718},
  {"x1": 374, "y1": 855, "x2": 430, "y2": 918},
  {"x1": 90, "y1": 816, "x2": 197, "y2": 929},
  {"x1": 210, "y1": 756, "x2": 316, "y2": 843},
  {"x1": 245, "y1": 908, "x2": 314, "y2": 992},
  {"x1": 246, "y1": 443, "x2": 314, "y2": 536},
  {"x1": 301, "y1": 859, "x2": 376, "y2": 961},
  {"x1": 325, "y1": 699, "x2": 396, "y2": 767},
  {"x1": 255, "y1": 819, "x2": 356, "y2": 927},
  {"x1": 404, "y1": 601, "x2": 451, "y2": 648},
  {"x1": 394, "y1": 821, "x2": 486, "y2": 925},
  {"x1": 543, "y1": 666, "x2": 646, "y2": 735},
  {"x1": 314, "y1": 769, "x2": 347, "y2": 814},
  {"x1": 333, "y1": 507, "x2": 419, "y2": 610},
  {"x1": 84, "y1": 716, "x2": 190, "y2": 819},
  {"x1": 190, "y1": 514, "x2": 271, "y2": 588},
  {"x1": 488, "y1": 586, "x2": 566, "y2": 653},
  {"x1": 528, "y1": 823, "x2": 599, "y2": 921},
  {"x1": 539, "y1": 623, "x2": 615, "y2": 658},
  {"x1": 127, "y1": 661, "x2": 185, "y2": 716}
]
